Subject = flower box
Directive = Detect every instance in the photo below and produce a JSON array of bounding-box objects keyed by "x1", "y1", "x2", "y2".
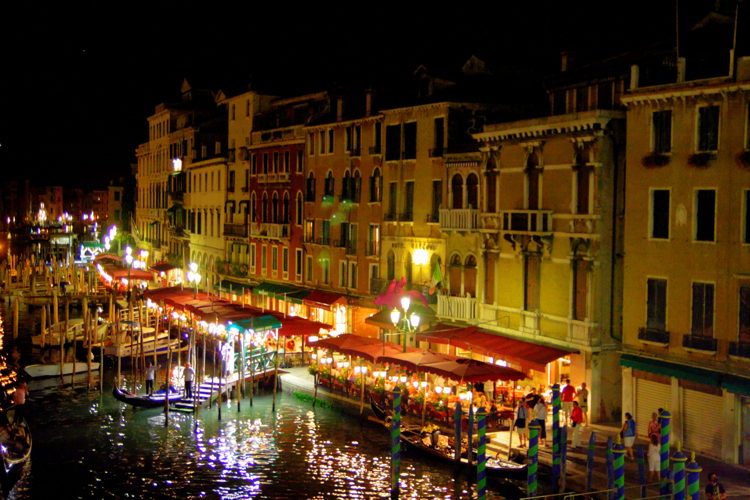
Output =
[
  {"x1": 641, "y1": 152, "x2": 670, "y2": 168},
  {"x1": 688, "y1": 152, "x2": 715, "y2": 168}
]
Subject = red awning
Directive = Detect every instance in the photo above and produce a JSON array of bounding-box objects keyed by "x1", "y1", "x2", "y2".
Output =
[
  {"x1": 109, "y1": 269, "x2": 154, "y2": 281},
  {"x1": 416, "y1": 358, "x2": 526, "y2": 383},
  {"x1": 275, "y1": 316, "x2": 330, "y2": 337},
  {"x1": 150, "y1": 261, "x2": 179, "y2": 273},
  {"x1": 303, "y1": 290, "x2": 345, "y2": 310},
  {"x1": 418, "y1": 323, "x2": 576, "y2": 372}
]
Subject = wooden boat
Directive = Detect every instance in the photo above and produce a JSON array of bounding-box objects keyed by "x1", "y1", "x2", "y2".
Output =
[
  {"x1": 372, "y1": 401, "x2": 527, "y2": 480},
  {"x1": 112, "y1": 387, "x2": 183, "y2": 408},
  {"x1": 103, "y1": 331, "x2": 180, "y2": 358},
  {"x1": 0, "y1": 410, "x2": 31, "y2": 476},
  {"x1": 24, "y1": 362, "x2": 100, "y2": 379}
]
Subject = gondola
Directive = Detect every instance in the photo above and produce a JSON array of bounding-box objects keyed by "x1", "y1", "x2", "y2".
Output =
[
  {"x1": 0, "y1": 408, "x2": 31, "y2": 479},
  {"x1": 372, "y1": 401, "x2": 527, "y2": 480},
  {"x1": 112, "y1": 387, "x2": 183, "y2": 408}
]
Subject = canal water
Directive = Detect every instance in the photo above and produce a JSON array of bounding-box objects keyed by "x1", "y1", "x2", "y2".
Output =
[{"x1": 0, "y1": 302, "x2": 523, "y2": 499}]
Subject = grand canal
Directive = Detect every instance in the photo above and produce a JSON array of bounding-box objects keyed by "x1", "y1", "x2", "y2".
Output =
[{"x1": 0, "y1": 303, "x2": 522, "y2": 499}]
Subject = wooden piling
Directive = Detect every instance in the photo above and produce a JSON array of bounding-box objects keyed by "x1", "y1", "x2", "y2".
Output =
[
  {"x1": 272, "y1": 327, "x2": 280, "y2": 412},
  {"x1": 40, "y1": 304, "x2": 47, "y2": 348},
  {"x1": 13, "y1": 296, "x2": 19, "y2": 337}
]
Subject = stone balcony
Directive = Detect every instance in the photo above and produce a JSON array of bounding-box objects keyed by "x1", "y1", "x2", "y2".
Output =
[
  {"x1": 223, "y1": 223, "x2": 248, "y2": 238},
  {"x1": 439, "y1": 208, "x2": 478, "y2": 231},
  {"x1": 250, "y1": 222, "x2": 290, "y2": 240},
  {"x1": 437, "y1": 295, "x2": 477, "y2": 322}
]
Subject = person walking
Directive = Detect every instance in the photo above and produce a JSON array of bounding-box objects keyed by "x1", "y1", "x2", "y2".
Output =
[
  {"x1": 621, "y1": 412, "x2": 636, "y2": 460},
  {"x1": 647, "y1": 434, "x2": 660, "y2": 482},
  {"x1": 533, "y1": 397, "x2": 547, "y2": 446},
  {"x1": 514, "y1": 399, "x2": 528, "y2": 448},
  {"x1": 570, "y1": 400, "x2": 584, "y2": 447},
  {"x1": 561, "y1": 379, "x2": 576, "y2": 426},
  {"x1": 705, "y1": 473, "x2": 727, "y2": 500},
  {"x1": 647, "y1": 412, "x2": 661, "y2": 440},
  {"x1": 576, "y1": 382, "x2": 589, "y2": 425},
  {"x1": 145, "y1": 362, "x2": 156, "y2": 395},
  {"x1": 183, "y1": 362, "x2": 195, "y2": 400}
]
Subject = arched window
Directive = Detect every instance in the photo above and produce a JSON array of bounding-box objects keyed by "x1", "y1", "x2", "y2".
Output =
[
  {"x1": 466, "y1": 173, "x2": 479, "y2": 209},
  {"x1": 353, "y1": 170, "x2": 362, "y2": 202},
  {"x1": 342, "y1": 170, "x2": 352, "y2": 201},
  {"x1": 464, "y1": 255, "x2": 477, "y2": 297},
  {"x1": 449, "y1": 253, "x2": 462, "y2": 296},
  {"x1": 386, "y1": 250, "x2": 396, "y2": 281},
  {"x1": 526, "y1": 152, "x2": 540, "y2": 210},
  {"x1": 306, "y1": 173, "x2": 316, "y2": 201},
  {"x1": 282, "y1": 192, "x2": 290, "y2": 224},
  {"x1": 261, "y1": 193, "x2": 269, "y2": 223},
  {"x1": 296, "y1": 191, "x2": 303, "y2": 225},
  {"x1": 251, "y1": 192, "x2": 257, "y2": 222},
  {"x1": 370, "y1": 168, "x2": 382, "y2": 202},
  {"x1": 324, "y1": 171, "x2": 335, "y2": 197},
  {"x1": 451, "y1": 174, "x2": 463, "y2": 209},
  {"x1": 272, "y1": 192, "x2": 279, "y2": 223}
]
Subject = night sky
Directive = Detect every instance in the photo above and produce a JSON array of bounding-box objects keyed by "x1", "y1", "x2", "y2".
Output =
[{"x1": 0, "y1": 1, "x2": 716, "y2": 190}]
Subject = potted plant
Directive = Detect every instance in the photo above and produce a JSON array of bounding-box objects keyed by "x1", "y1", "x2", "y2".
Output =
[
  {"x1": 688, "y1": 152, "x2": 714, "y2": 168},
  {"x1": 641, "y1": 152, "x2": 670, "y2": 168}
]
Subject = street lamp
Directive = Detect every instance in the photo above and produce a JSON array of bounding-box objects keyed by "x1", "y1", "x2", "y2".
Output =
[
  {"x1": 390, "y1": 296, "x2": 421, "y2": 352},
  {"x1": 187, "y1": 262, "x2": 201, "y2": 299},
  {"x1": 125, "y1": 246, "x2": 134, "y2": 294}
]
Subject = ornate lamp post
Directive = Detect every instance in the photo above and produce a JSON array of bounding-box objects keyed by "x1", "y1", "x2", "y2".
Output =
[
  {"x1": 187, "y1": 262, "x2": 201, "y2": 299},
  {"x1": 389, "y1": 296, "x2": 421, "y2": 352},
  {"x1": 124, "y1": 246, "x2": 134, "y2": 294}
]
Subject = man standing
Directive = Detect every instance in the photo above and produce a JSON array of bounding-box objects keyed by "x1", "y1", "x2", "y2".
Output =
[
  {"x1": 561, "y1": 379, "x2": 576, "y2": 426},
  {"x1": 570, "y1": 401, "x2": 584, "y2": 447},
  {"x1": 184, "y1": 362, "x2": 195, "y2": 400},
  {"x1": 576, "y1": 382, "x2": 589, "y2": 425},
  {"x1": 145, "y1": 362, "x2": 156, "y2": 395},
  {"x1": 705, "y1": 473, "x2": 727, "y2": 500}
]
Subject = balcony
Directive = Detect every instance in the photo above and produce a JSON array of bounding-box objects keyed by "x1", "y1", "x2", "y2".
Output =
[
  {"x1": 384, "y1": 212, "x2": 397, "y2": 222},
  {"x1": 345, "y1": 244, "x2": 357, "y2": 255},
  {"x1": 258, "y1": 172, "x2": 290, "y2": 184},
  {"x1": 638, "y1": 327, "x2": 670, "y2": 345},
  {"x1": 250, "y1": 223, "x2": 290, "y2": 239},
  {"x1": 224, "y1": 223, "x2": 248, "y2": 237},
  {"x1": 439, "y1": 208, "x2": 478, "y2": 231},
  {"x1": 437, "y1": 295, "x2": 477, "y2": 322},
  {"x1": 399, "y1": 211, "x2": 414, "y2": 222},
  {"x1": 500, "y1": 210, "x2": 553, "y2": 235},
  {"x1": 683, "y1": 334, "x2": 717, "y2": 352},
  {"x1": 729, "y1": 341, "x2": 750, "y2": 359}
]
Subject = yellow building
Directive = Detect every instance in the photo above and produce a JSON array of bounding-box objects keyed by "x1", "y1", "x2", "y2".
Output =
[
  {"x1": 473, "y1": 109, "x2": 625, "y2": 423},
  {"x1": 620, "y1": 58, "x2": 750, "y2": 464}
]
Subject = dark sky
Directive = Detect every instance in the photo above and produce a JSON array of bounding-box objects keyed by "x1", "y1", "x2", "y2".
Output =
[{"x1": 0, "y1": 1, "x2": 716, "y2": 190}]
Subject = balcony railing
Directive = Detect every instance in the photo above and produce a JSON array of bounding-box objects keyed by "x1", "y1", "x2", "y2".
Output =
[
  {"x1": 224, "y1": 223, "x2": 248, "y2": 237},
  {"x1": 399, "y1": 211, "x2": 414, "y2": 222},
  {"x1": 500, "y1": 210, "x2": 553, "y2": 235},
  {"x1": 439, "y1": 208, "x2": 478, "y2": 231},
  {"x1": 683, "y1": 334, "x2": 717, "y2": 352},
  {"x1": 250, "y1": 223, "x2": 290, "y2": 239},
  {"x1": 384, "y1": 212, "x2": 397, "y2": 221},
  {"x1": 638, "y1": 327, "x2": 670, "y2": 345},
  {"x1": 437, "y1": 295, "x2": 477, "y2": 321},
  {"x1": 729, "y1": 341, "x2": 750, "y2": 358}
]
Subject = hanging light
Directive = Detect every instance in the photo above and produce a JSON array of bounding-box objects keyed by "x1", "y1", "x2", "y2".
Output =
[
  {"x1": 390, "y1": 308, "x2": 401, "y2": 326},
  {"x1": 400, "y1": 296, "x2": 411, "y2": 312}
]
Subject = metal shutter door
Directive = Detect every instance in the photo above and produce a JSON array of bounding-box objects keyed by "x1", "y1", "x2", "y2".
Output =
[
  {"x1": 636, "y1": 378, "x2": 671, "y2": 437},
  {"x1": 683, "y1": 388, "x2": 723, "y2": 456}
]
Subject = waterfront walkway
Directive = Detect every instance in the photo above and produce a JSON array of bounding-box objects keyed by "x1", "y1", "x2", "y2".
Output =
[{"x1": 280, "y1": 367, "x2": 750, "y2": 498}]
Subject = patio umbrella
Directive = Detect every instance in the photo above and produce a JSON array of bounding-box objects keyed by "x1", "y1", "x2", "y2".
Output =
[
  {"x1": 375, "y1": 350, "x2": 456, "y2": 371},
  {"x1": 417, "y1": 357, "x2": 526, "y2": 383}
]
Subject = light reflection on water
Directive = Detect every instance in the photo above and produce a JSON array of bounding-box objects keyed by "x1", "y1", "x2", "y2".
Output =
[{"x1": 1, "y1": 303, "x2": 515, "y2": 499}]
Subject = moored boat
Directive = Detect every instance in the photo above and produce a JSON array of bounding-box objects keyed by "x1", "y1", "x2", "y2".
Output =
[
  {"x1": 0, "y1": 410, "x2": 32, "y2": 477},
  {"x1": 103, "y1": 331, "x2": 180, "y2": 358},
  {"x1": 112, "y1": 387, "x2": 183, "y2": 408},
  {"x1": 24, "y1": 362, "x2": 101, "y2": 379}
]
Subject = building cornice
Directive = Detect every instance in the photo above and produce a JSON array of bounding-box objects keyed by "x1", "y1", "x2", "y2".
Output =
[
  {"x1": 622, "y1": 81, "x2": 750, "y2": 106},
  {"x1": 474, "y1": 110, "x2": 623, "y2": 143}
]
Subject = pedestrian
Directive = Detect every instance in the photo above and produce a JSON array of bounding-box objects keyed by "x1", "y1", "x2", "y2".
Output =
[
  {"x1": 647, "y1": 434, "x2": 660, "y2": 482},
  {"x1": 514, "y1": 399, "x2": 528, "y2": 448},
  {"x1": 570, "y1": 400, "x2": 583, "y2": 447},
  {"x1": 576, "y1": 382, "x2": 589, "y2": 425},
  {"x1": 705, "y1": 472, "x2": 727, "y2": 500},
  {"x1": 145, "y1": 362, "x2": 156, "y2": 395},
  {"x1": 621, "y1": 412, "x2": 636, "y2": 460},
  {"x1": 12, "y1": 381, "x2": 27, "y2": 423},
  {"x1": 533, "y1": 397, "x2": 547, "y2": 446},
  {"x1": 561, "y1": 378, "x2": 576, "y2": 426},
  {"x1": 183, "y1": 362, "x2": 195, "y2": 399},
  {"x1": 647, "y1": 412, "x2": 660, "y2": 440}
]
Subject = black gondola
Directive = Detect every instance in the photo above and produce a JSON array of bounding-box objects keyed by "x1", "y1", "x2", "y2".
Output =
[
  {"x1": 372, "y1": 401, "x2": 527, "y2": 480},
  {"x1": 112, "y1": 387, "x2": 183, "y2": 408}
]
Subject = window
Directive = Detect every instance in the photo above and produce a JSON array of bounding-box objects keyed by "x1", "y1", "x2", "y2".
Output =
[
  {"x1": 433, "y1": 117, "x2": 444, "y2": 156},
  {"x1": 404, "y1": 122, "x2": 417, "y2": 159},
  {"x1": 369, "y1": 264, "x2": 379, "y2": 292},
  {"x1": 739, "y1": 286, "x2": 750, "y2": 342},
  {"x1": 342, "y1": 171, "x2": 352, "y2": 201},
  {"x1": 327, "y1": 129, "x2": 334, "y2": 154},
  {"x1": 296, "y1": 150, "x2": 303, "y2": 173},
  {"x1": 650, "y1": 189, "x2": 670, "y2": 239},
  {"x1": 273, "y1": 152, "x2": 279, "y2": 173},
  {"x1": 576, "y1": 165, "x2": 591, "y2": 214},
  {"x1": 385, "y1": 124, "x2": 401, "y2": 161},
  {"x1": 251, "y1": 154, "x2": 257, "y2": 174},
  {"x1": 697, "y1": 105, "x2": 719, "y2": 152},
  {"x1": 744, "y1": 190, "x2": 750, "y2": 244},
  {"x1": 295, "y1": 249, "x2": 303, "y2": 281},
  {"x1": 694, "y1": 189, "x2": 716, "y2": 242},
  {"x1": 572, "y1": 258, "x2": 588, "y2": 321},
  {"x1": 340, "y1": 222, "x2": 350, "y2": 247},
  {"x1": 353, "y1": 125, "x2": 361, "y2": 153},
  {"x1": 431, "y1": 180, "x2": 442, "y2": 221},
  {"x1": 339, "y1": 261, "x2": 348, "y2": 287},
  {"x1": 403, "y1": 181, "x2": 414, "y2": 220},
  {"x1": 306, "y1": 173, "x2": 316, "y2": 202},
  {"x1": 367, "y1": 224, "x2": 380, "y2": 256},
  {"x1": 114, "y1": 191, "x2": 121, "y2": 201},
  {"x1": 353, "y1": 170, "x2": 361, "y2": 202},
  {"x1": 319, "y1": 131, "x2": 325, "y2": 154},
  {"x1": 250, "y1": 244, "x2": 257, "y2": 271},
  {"x1": 322, "y1": 220, "x2": 330, "y2": 245},
  {"x1": 261, "y1": 244, "x2": 267, "y2": 272},
  {"x1": 373, "y1": 122, "x2": 382, "y2": 154},
  {"x1": 575, "y1": 87, "x2": 587, "y2": 112},
  {"x1": 305, "y1": 255, "x2": 313, "y2": 282},
  {"x1": 349, "y1": 262, "x2": 358, "y2": 289},
  {"x1": 282, "y1": 247, "x2": 289, "y2": 274},
  {"x1": 263, "y1": 153, "x2": 269, "y2": 174},
  {"x1": 309, "y1": 133, "x2": 315, "y2": 156},
  {"x1": 552, "y1": 90, "x2": 567, "y2": 115},
  {"x1": 228, "y1": 170, "x2": 235, "y2": 192},
  {"x1": 284, "y1": 151, "x2": 290, "y2": 173},
  {"x1": 296, "y1": 192, "x2": 303, "y2": 225},
  {"x1": 523, "y1": 253, "x2": 540, "y2": 311},
  {"x1": 246, "y1": 99, "x2": 250, "y2": 117},
  {"x1": 305, "y1": 219, "x2": 315, "y2": 243},
  {"x1": 348, "y1": 223, "x2": 358, "y2": 254},
  {"x1": 272, "y1": 246, "x2": 278, "y2": 272},
  {"x1": 597, "y1": 82, "x2": 612, "y2": 109},
  {"x1": 324, "y1": 172, "x2": 334, "y2": 198},
  {"x1": 370, "y1": 168, "x2": 382, "y2": 202},
  {"x1": 691, "y1": 282, "x2": 714, "y2": 337},
  {"x1": 653, "y1": 110, "x2": 672, "y2": 154},
  {"x1": 388, "y1": 182, "x2": 398, "y2": 218},
  {"x1": 386, "y1": 251, "x2": 395, "y2": 280},
  {"x1": 231, "y1": 104, "x2": 236, "y2": 120},
  {"x1": 321, "y1": 259, "x2": 330, "y2": 284},
  {"x1": 646, "y1": 278, "x2": 667, "y2": 331}
]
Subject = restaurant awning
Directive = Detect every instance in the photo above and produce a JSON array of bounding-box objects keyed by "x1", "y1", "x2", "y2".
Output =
[
  {"x1": 109, "y1": 268, "x2": 154, "y2": 281},
  {"x1": 150, "y1": 261, "x2": 179, "y2": 273},
  {"x1": 309, "y1": 333, "x2": 418, "y2": 362},
  {"x1": 418, "y1": 323, "x2": 576, "y2": 372},
  {"x1": 364, "y1": 309, "x2": 397, "y2": 330},
  {"x1": 215, "y1": 278, "x2": 255, "y2": 294},
  {"x1": 253, "y1": 281, "x2": 308, "y2": 303},
  {"x1": 94, "y1": 253, "x2": 121, "y2": 263},
  {"x1": 303, "y1": 290, "x2": 345, "y2": 310},
  {"x1": 233, "y1": 315, "x2": 282, "y2": 333},
  {"x1": 275, "y1": 316, "x2": 330, "y2": 337},
  {"x1": 416, "y1": 358, "x2": 526, "y2": 383}
]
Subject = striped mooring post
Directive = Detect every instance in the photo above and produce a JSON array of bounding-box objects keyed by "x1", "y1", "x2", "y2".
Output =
[
  {"x1": 391, "y1": 387, "x2": 401, "y2": 496},
  {"x1": 551, "y1": 383, "x2": 561, "y2": 487},
  {"x1": 527, "y1": 424, "x2": 540, "y2": 497},
  {"x1": 466, "y1": 403, "x2": 474, "y2": 469},
  {"x1": 453, "y1": 402, "x2": 462, "y2": 465},
  {"x1": 671, "y1": 441, "x2": 687, "y2": 500},
  {"x1": 559, "y1": 424, "x2": 568, "y2": 493},
  {"x1": 686, "y1": 452, "x2": 702, "y2": 500},
  {"x1": 660, "y1": 410, "x2": 672, "y2": 496},
  {"x1": 586, "y1": 431, "x2": 597, "y2": 491},
  {"x1": 612, "y1": 436, "x2": 625, "y2": 500},
  {"x1": 476, "y1": 406, "x2": 487, "y2": 500},
  {"x1": 606, "y1": 435, "x2": 614, "y2": 493},
  {"x1": 637, "y1": 445, "x2": 647, "y2": 498}
]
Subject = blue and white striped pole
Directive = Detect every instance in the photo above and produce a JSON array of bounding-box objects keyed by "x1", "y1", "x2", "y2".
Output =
[
  {"x1": 612, "y1": 436, "x2": 625, "y2": 500},
  {"x1": 527, "y1": 424, "x2": 540, "y2": 497},
  {"x1": 476, "y1": 407, "x2": 487, "y2": 500},
  {"x1": 552, "y1": 383, "x2": 561, "y2": 488},
  {"x1": 660, "y1": 410, "x2": 672, "y2": 496},
  {"x1": 686, "y1": 452, "x2": 702, "y2": 500},
  {"x1": 466, "y1": 403, "x2": 474, "y2": 470},
  {"x1": 391, "y1": 387, "x2": 401, "y2": 496},
  {"x1": 671, "y1": 442, "x2": 687, "y2": 500}
]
